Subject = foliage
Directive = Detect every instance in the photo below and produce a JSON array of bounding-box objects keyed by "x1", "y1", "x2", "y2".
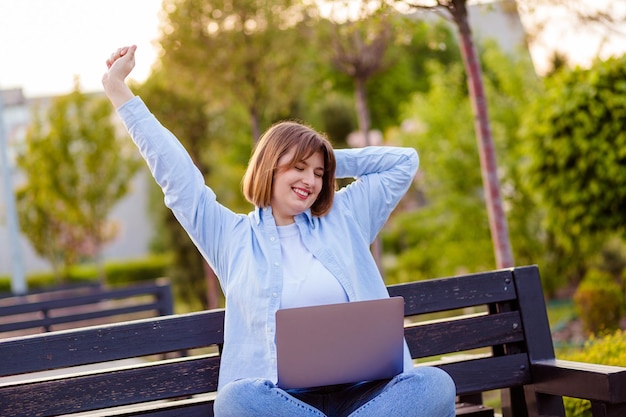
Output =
[
  {"x1": 104, "y1": 254, "x2": 172, "y2": 286},
  {"x1": 15, "y1": 81, "x2": 141, "y2": 280},
  {"x1": 366, "y1": 19, "x2": 460, "y2": 132},
  {"x1": 573, "y1": 269, "x2": 624, "y2": 336},
  {"x1": 321, "y1": 15, "x2": 460, "y2": 135},
  {"x1": 393, "y1": 0, "x2": 517, "y2": 269},
  {"x1": 383, "y1": 59, "x2": 492, "y2": 282},
  {"x1": 159, "y1": 0, "x2": 319, "y2": 141},
  {"x1": 147, "y1": 0, "x2": 322, "y2": 306},
  {"x1": 321, "y1": 1, "x2": 398, "y2": 146},
  {"x1": 383, "y1": 41, "x2": 540, "y2": 282},
  {"x1": 307, "y1": 92, "x2": 357, "y2": 147},
  {"x1": 560, "y1": 330, "x2": 626, "y2": 417},
  {"x1": 521, "y1": 55, "x2": 626, "y2": 258}
]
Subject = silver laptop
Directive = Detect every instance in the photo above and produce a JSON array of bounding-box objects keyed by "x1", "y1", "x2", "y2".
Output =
[{"x1": 275, "y1": 297, "x2": 405, "y2": 389}]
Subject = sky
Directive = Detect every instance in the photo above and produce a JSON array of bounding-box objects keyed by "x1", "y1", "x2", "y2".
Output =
[
  {"x1": 1, "y1": 0, "x2": 626, "y2": 97},
  {"x1": 0, "y1": 0, "x2": 163, "y2": 97}
]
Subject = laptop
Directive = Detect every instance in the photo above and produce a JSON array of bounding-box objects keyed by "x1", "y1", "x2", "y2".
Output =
[{"x1": 275, "y1": 296, "x2": 405, "y2": 389}]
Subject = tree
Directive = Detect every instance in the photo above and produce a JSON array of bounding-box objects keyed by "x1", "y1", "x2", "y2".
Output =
[
  {"x1": 521, "y1": 54, "x2": 626, "y2": 270},
  {"x1": 383, "y1": 40, "x2": 540, "y2": 283},
  {"x1": 383, "y1": 60, "x2": 492, "y2": 282},
  {"x1": 138, "y1": 70, "x2": 251, "y2": 309},
  {"x1": 319, "y1": 1, "x2": 398, "y2": 272},
  {"x1": 308, "y1": 17, "x2": 459, "y2": 142},
  {"x1": 394, "y1": 0, "x2": 515, "y2": 269},
  {"x1": 364, "y1": 19, "x2": 460, "y2": 131},
  {"x1": 152, "y1": 0, "x2": 319, "y2": 307},
  {"x1": 16, "y1": 80, "x2": 140, "y2": 280},
  {"x1": 324, "y1": 1, "x2": 395, "y2": 147},
  {"x1": 159, "y1": 0, "x2": 318, "y2": 142}
]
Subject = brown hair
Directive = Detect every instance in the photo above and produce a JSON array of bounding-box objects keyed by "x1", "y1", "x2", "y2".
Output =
[{"x1": 242, "y1": 121, "x2": 336, "y2": 217}]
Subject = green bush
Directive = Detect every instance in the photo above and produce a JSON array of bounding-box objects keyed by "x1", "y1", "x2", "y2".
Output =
[
  {"x1": 0, "y1": 270, "x2": 95, "y2": 295},
  {"x1": 573, "y1": 269, "x2": 624, "y2": 335},
  {"x1": 104, "y1": 254, "x2": 171, "y2": 286},
  {"x1": 561, "y1": 330, "x2": 626, "y2": 417},
  {"x1": 0, "y1": 277, "x2": 13, "y2": 293},
  {"x1": 0, "y1": 254, "x2": 171, "y2": 295}
]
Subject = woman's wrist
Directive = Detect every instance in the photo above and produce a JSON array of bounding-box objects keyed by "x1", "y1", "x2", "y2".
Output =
[{"x1": 102, "y1": 76, "x2": 134, "y2": 109}]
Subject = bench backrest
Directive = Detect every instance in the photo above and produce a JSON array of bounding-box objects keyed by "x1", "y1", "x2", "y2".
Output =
[
  {"x1": 389, "y1": 265, "x2": 556, "y2": 415},
  {"x1": 0, "y1": 279, "x2": 174, "y2": 338},
  {"x1": 0, "y1": 281, "x2": 103, "y2": 299},
  {"x1": 0, "y1": 266, "x2": 552, "y2": 417}
]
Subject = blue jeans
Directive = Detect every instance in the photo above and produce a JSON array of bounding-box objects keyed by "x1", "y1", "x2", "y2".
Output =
[{"x1": 214, "y1": 366, "x2": 456, "y2": 417}]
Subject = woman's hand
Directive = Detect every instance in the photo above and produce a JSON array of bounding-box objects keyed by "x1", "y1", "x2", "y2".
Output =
[
  {"x1": 106, "y1": 45, "x2": 137, "y2": 77},
  {"x1": 102, "y1": 45, "x2": 137, "y2": 108}
]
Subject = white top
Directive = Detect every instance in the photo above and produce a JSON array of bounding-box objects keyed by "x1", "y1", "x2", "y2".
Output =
[{"x1": 278, "y1": 223, "x2": 348, "y2": 309}]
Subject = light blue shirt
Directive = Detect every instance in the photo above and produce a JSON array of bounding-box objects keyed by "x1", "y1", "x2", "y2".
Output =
[{"x1": 117, "y1": 97, "x2": 419, "y2": 389}]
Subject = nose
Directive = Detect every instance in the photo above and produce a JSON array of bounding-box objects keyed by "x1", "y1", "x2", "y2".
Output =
[{"x1": 302, "y1": 169, "x2": 315, "y2": 186}]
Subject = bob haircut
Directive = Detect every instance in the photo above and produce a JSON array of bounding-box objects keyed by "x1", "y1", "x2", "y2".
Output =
[{"x1": 242, "y1": 121, "x2": 336, "y2": 217}]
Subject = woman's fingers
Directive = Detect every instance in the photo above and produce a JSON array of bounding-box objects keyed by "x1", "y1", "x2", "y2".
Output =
[{"x1": 106, "y1": 46, "x2": 135, "y2": 69}]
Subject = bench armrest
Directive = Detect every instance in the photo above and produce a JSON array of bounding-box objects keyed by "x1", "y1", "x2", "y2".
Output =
[{"x1": 531, "y1": 359, "x2": 626, "y2": 404}]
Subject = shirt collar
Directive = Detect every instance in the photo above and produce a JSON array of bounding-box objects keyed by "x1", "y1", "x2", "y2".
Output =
[{"x1": 253, "y1": 206, "x2": 315, "y2": 228}]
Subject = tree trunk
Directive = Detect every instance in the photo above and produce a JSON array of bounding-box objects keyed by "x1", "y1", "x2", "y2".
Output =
[
  {"x1": 354, "y1": 77, "x2": 384, "y2": 275},
  {"x1": 204, "y1": 260, "x2": 220, "y2": 310},
  {"x1": 250, "y1": 106, "x2": 261, "y2": 143},
  {"x1": 354, "y1": 77, "x2": 371, "y2": 146},
  {"x1": 450, "y1": 0, "x2": 514, "y2": 268}
]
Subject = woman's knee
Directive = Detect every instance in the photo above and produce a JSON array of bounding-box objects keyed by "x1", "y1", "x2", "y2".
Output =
[
  {"x1": 214, "y1": 378, "x2": 275, "y2": 416},
  {"x1": 214, "y1": 378, "x2": 325, "y2": 417},
  {"x1": 395, "y1": 366, "x2": 456, "y2": 402}
]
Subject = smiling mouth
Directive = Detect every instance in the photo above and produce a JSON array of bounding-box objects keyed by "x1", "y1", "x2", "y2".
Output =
[{"x1": 292, "y1": 188, "x2": 310, "y2": 199}]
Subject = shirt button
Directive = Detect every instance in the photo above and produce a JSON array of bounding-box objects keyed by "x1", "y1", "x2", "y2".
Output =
[
  {"x1": 272, "y1": 292, "x2": 278, "y2": 298},
  {"x1": 270, "y1": 236, "x2": 276, "y2": 242},
  {"x1": 274, "y1": 262, "x2": 279, "y2": 267}
]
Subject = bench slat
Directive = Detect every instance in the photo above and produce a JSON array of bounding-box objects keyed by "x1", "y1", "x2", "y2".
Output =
[
  {"x1": 0, "y1": 309, "x2": 225, "y2": 377},
  {"x1": 404, "y1": 310, "x2": 524, "y2": 358},
  {"x1": 0, "y1": 301, "x2": 167, "y2": 333},
  {"x1": 0, "y1": 281, "x2": 171, "y2": 316},
  {"x1": 0, "y1": 356, "x2": 220, "y2": 417},
  {"x1": 77, "y1": 396, "x2": 216, "y2": 417},
  {"x1": 388, "y1": 269, "x2": 516, "y2": 315},
  {"x1": 0, "y1": 281, "x2": 174, "y2": 338},
  {"x1": 440, "y1": 353, "x2": 531, "y2": 395}
]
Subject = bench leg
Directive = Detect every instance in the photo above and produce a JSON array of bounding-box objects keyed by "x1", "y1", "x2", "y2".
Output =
[
  {"x1": 501, "y1": 386, "x2": 529, "y2": 417},
  {"x1": 521, "y1": 386, "x2": 565, "y2": 417},
  {"x1": 591, "y1": 401, "x2": 626, "y2": 417}
]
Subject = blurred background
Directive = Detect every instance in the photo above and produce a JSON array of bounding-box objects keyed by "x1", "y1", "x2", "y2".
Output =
[{"x1": 1, "y1": 4, "x2": 626, "y2": 412}]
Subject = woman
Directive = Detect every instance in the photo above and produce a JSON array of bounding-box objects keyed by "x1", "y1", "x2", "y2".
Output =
[{"x1": 103, "y1": 45, "x2": 455, "y2": 417}]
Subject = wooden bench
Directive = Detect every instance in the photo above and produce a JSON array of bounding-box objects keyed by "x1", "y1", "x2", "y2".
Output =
[
  {"x1": 1, "y1": 265, "x2": 625, "y2": 416},
  {"x1": 0, "y1": 278, "x2": 173, "y2": 338}
]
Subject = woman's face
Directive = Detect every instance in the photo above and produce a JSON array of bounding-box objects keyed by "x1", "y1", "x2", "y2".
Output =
[{"x1": 270, "y1": 147, "x2": 324, "y2": 226}]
